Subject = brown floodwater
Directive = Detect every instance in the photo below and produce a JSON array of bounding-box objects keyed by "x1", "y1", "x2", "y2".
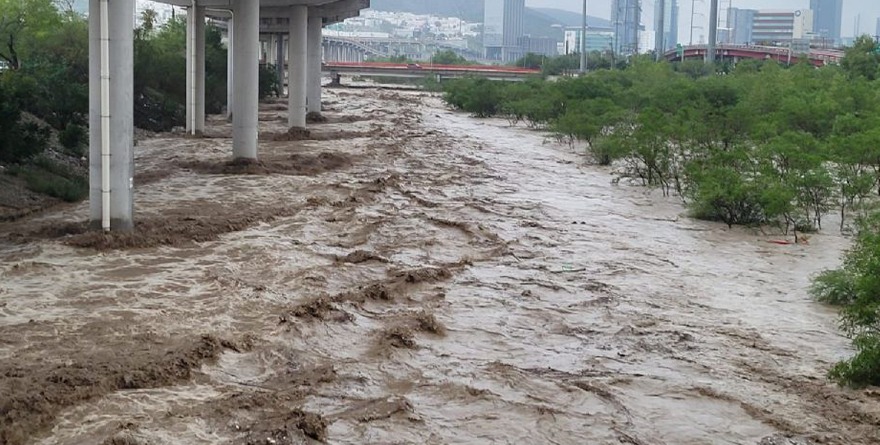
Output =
[{"x1": 1, "y1": 88, "x2": 878, "y2": 445}]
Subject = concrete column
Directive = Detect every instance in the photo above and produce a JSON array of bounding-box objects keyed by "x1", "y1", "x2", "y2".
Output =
[
  {"x1": 276, "y1": 33, "x2": 284, "y2": 87},
  {"x1": 288, "y1": 5, "x2": 308, "y2": 128},
  {"x1": 307, "y1": 16, "x2": 322, "y2": 113},
  {"x1": 186, "y1": 5, "x2": 206, "y2": 135},
  {"x1": 232, "y1": 0, "x2": 259, "y2": 160},
  {"x1": 88, "y1": 0, "x2": 135, "y2": 231},
  {"x1": 226, "y1": 16, "x2": 233, "y2": 119}
]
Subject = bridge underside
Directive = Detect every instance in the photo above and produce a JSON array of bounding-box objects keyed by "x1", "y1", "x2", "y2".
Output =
[{"x1": 88, "y1": 0, "x2": 368, "y2": 231}]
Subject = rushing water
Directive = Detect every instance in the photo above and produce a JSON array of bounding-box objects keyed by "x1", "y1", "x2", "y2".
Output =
[{"x1": 1, "y1": 89, "x2": 876, "y2": 445}]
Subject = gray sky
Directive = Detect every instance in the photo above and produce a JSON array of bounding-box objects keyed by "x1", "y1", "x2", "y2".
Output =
[{"x1": 526, "y1": 0, "x2": 880, "y2": 41}]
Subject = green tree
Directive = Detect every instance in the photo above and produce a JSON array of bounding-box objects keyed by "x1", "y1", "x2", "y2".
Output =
[
  {"x1": 812, "y1": 214, "x2": 880, "y2": 386},
  {"x1": 841, "y1": 35, "x2": 880, "y2": 80},
  {"x1": 0, "y1": 0, "x2": 62, "y2": 70},
  {"x1": 431, "y1": 49, "x2": 469, "y2": 65}
]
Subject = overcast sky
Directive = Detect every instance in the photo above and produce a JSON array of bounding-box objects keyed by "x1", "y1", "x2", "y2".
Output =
[{"x1": 526, "y1": 0, "x2": 880, "y2": 41}]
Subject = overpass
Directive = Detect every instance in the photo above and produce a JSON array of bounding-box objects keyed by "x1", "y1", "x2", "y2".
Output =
[
  {"x1": 663, "y1": 44, "x2": 844, "y2": 67},
  {"x1": 321, "y1": 35, "x2": 483, "y2": 63},
  {"x1": 322, "y1": 62, "x2": 541, "y2": 82},
  {"x1": 86, "y1": 0, "x2": 369, "y2": 232}
]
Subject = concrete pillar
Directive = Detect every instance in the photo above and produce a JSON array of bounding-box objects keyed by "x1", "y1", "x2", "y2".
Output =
[
  {"x1": 307, "y1": 16, "x2": 322, "y2": 113},
  {"x1": 288, "y1": 5, "x2": 308, "y2": 128},
  {"x1": 89, "y1": 0, "x2": 135, "y2": 231},
  {"x1": 276, "y1": 33, "x2": 284, "y2": 87},
  {"x1": 232, "y1": 0, "x2": 259, "y2": 160},
  {"x1": 226, "y1": 16, "x2": 233, "y2": 119},
  {"x1": 186, "y1": 5, "x2": 206, "y2": 135}
]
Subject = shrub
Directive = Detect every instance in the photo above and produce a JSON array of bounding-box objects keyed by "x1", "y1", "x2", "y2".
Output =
[
  {"x1": 58, "y1": 123, "x2": 87, "y2": 155},
  {"x1": 8, "y1": 159, "x2": 88, "y2": 202},
  {"x1": 812, "y1": 214, "x2": 880, "y2": 387},
  {"x1": 259, "y1": 64, "x2": 282, "y2": 100}
]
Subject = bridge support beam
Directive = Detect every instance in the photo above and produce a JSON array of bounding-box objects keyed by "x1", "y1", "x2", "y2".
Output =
[
  {"x1": 186, "y1": 4, "x2": 206, "y2": 135},
  {"x1": 232, "y1": 0, "x2": 259, "y2": 160},
  {"x1": 276, "y1": 33, "x2": 284, "y2": 89},
  {"x1": 307, "y1": 15, "x2": 322, "y2": 114},
  {"x1": 288, "y1": 5, "x2": 308, "y2": 128},
  {"x1": 226, "y1": 16, "x2": 233, "y2": 120},
  {"x1": 88, "y1": 0, "x2": 134, "y2": 231}
]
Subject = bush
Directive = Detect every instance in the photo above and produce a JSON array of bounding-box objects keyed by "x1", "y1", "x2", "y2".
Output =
[
  {"x1": 8, "y1": 158, "x2": 88, "y2": 202},
  {"x1": 811, "y1": 214, "x2": 880, "y2": 387},
  {"x1": 0, "y1": 84, "x2": 50, "y2": 163},
  {"x1": 58, "y1": 123, "x2": 87, "y2": 155},
  {"x1": 443, "y1": 78, "x2": 502, "y2": 117},
  {"x1": 259, "y1": 64, "x2": 282, "y2": 100},
  {"x1": 829, "y1": 334, "x2": 880, "y2": 387}
]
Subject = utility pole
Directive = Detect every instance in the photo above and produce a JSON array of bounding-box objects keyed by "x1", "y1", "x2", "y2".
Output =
[
  {"x1": 706, "y1": 0, "x2": 718, "y2": 63},
  {"x1": 580, "y1": 0, "x2": 588, "y2": 73},
  {"x1": 655, "y1": 0, "x2": 665, "y2": 61}
]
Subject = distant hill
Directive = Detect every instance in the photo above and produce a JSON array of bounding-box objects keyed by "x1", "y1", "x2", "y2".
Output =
[
  {"x1": 369, "y1": 0, "x2": 484, "y2": 22},
  {"x1": 532, "y1": 7, "x2": 611, "y2": 28},
  {"x1": 369, "y1": 1, "x2": 607, "y2": 40}
]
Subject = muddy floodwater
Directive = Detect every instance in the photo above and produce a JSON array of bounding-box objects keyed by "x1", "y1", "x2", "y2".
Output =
[{"x1": 1, "y1": 89, "x2": 879, "y2": 445}]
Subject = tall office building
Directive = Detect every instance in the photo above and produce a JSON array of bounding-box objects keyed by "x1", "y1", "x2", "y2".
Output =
[
  {"x1": 752, "y1": 10, "x2": 813, "y2": 45},
  {"x1": 723, "y1": 7, "x2": 757, "y2": 45},
  {"x1": 612, "y1": 0, "x2": 641, "y2": 55},
  {"x1": 654, "y1": 0, "x2": 678, "y2": 52},
  {"x1": 483, "y1": 0, "x2": 526, "y2": 62},
  {"x1": 810, "y1": 0, "x2": 843, "y2": 45}
]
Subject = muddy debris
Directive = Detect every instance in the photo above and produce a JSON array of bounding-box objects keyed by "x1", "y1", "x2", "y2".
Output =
[
  {"x1": 178, "y1": 152, "x2": 354, "y2": 178},
  {"x1": 340, "y1": 397, "x2": 415, "y2": 423},
  {"x1": 101, "y1": 433, "x2": 150, "y2": 445},
  {"x1": 243, "y1": 409, "x2": 328, "y2": 444},
  {"x1": 286, "y1": 295, "x2": 351, "y2": 322},
  {"x1": 272, "y1": 127, "x2": 312, "y2": 141},
  {"x1": 0, "y1": 335, "x2": 234, "y2": 445},
  {"x1": 281, "y1": 364, "x2": 338, "y2": 388},
  {"x1": 305, "y1": 111, "x2": 327, "y2": 124},
  {"x1": 288, "y1": 152, "x2": 353, "y2": 176},
  {"x1": 393, "y1": 266, "x2": 453, "y2": 284},
  {"x1": 379, "y1": 325, "x2": 417, "y2": 349},
  {"x1": 758, "y1": 435, "x2": 815, "y2": 445},
  {"x1": 412, "y1": 311, "x2": 447, "y2": 336},
  {"x1": 61, "y1": 205, "x2": 298, "y2": 250},
  {"x1": 334, "y1": 250, "x2": 389, "y2": 264}
]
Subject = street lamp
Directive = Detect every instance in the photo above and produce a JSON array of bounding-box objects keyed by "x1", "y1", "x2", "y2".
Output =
[{"x1": 580, "y1": 0, "x2": 587, "y2": 73}]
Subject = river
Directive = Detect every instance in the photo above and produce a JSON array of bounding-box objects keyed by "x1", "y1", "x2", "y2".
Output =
[{"x1": 0, "y1": 88, "x2": 877, "y2": 445}]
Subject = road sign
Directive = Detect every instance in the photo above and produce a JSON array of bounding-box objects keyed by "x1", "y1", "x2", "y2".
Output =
[{"x1": 676, "y1": 44, "x2": 684, "y2": 57}]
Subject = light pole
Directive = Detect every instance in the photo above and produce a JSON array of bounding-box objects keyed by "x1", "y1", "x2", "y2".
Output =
[
  {"x1": 706, "y1": 0, "x2": 718, "y2": 63},
  {"x1": 656, "y1": 0, "x2": 666, "y2": 61},
  {"x1": 580, "y1": 0, "x2": 588, "y2": 73}
]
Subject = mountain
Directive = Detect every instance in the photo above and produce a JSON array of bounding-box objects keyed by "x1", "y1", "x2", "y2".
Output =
[
  {"x1": 368, "y1": 0, "x2": 484, "y2": 22},
  {"x1": 532, "y1": 7, "x2": 610, "y2": 28}
]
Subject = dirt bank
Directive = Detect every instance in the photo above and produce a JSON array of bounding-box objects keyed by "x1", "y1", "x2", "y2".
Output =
[{"x1": 0, "y1": 88, "x2": 877, "y2": 445}]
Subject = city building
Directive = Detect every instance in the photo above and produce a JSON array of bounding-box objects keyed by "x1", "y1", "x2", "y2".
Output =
[
  {"x1": 483, "y1": 0, "x2": 526, "y2": 62},
  {"x1": 751, "y1": 9, "x2": 813, "y2": 45},
  {"x1": 517, "y1": 36, "x2": 559, "y2": 57},
  {"x1": 721, "y1": 7, "x2": 757, "y2": 45},
  {"x1": 563, "y1": 27, "x2": 615, "y2": 54},
  {"x1": 653, "y1": 0, "x2": 678, "y2": 52},
  {"x1": 611, "y1": 0, "x2": 641, "y2": 55},
  {"x1": 810, "y1": 0, "x2": 842, "y2": 46}
]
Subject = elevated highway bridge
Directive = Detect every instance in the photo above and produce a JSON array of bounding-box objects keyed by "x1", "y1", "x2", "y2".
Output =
[
  {"x1": 663, "y1": 44, "x2": 844, "y2": 67},
  {"x1": 322, "y1": 62, "x2": 541, "y2": 83}
]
